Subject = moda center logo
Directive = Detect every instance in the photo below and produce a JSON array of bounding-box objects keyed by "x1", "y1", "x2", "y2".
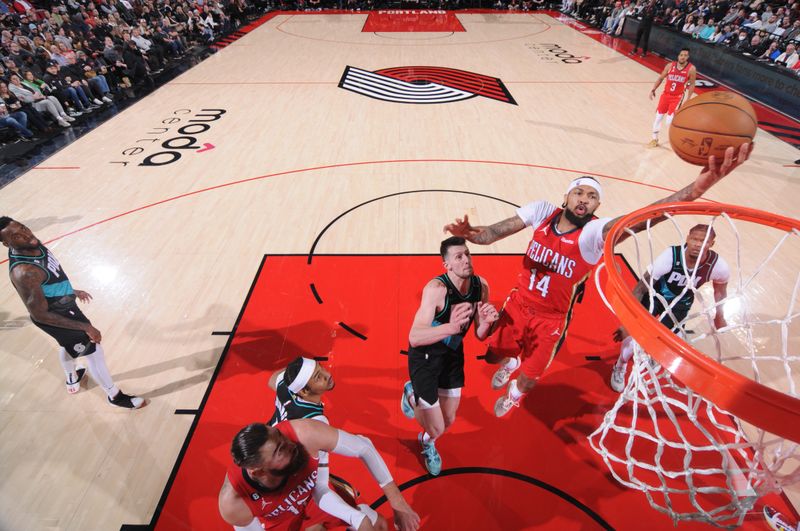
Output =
[
  {"x1": 338, "y1": 66, "x2": 516, "y2": 105},
  {"x1": 525, "y1": 43, "x2": 589, "y2": 64},
  {"x1": 110, "y1": 108, "x2": 226, "y2": 168}
]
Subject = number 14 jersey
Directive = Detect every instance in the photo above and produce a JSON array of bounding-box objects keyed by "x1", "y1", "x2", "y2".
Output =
[{"x1": 516, "y1": 201, "x2": 611, "y2": 314}]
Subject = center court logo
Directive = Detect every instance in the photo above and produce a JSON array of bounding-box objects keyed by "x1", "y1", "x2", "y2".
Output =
[
  {"x1": 525, "y1": 43, "x2": 589, "y2": 64},
  {"x1": 338, "y1": 66, "x2": 516, "y2": 105}
]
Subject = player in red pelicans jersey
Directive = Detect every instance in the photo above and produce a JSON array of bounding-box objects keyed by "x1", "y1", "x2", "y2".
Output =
[
  {"x1": 444, "y1": 142, "x2": 753, "y2": 418},
  {"x1": 219, "y1": 419, "x2": 419, "y2": 531},
  {"x1": 648, "y1": 47, "x2": 696, "y2": 148}
]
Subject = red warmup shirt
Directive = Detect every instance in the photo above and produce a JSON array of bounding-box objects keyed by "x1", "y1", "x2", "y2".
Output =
[{"x1": 227, "y1": 421, "x2": 319, "y2": 530}]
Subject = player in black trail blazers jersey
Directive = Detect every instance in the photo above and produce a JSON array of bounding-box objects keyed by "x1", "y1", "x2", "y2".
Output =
[
  {"x1": 400, "y1": 237, "x2": 499, "y2": 476},
  {"x1": 1, "y1": 217, "x2": 144, "y2": 408}
]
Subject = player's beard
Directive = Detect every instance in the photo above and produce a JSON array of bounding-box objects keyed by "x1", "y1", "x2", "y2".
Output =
[
  {"x1": 563, "y1": 208, "x2": 592, "y2": 228},
  {"x1": 270, "y1": 445, "x2": 308, "y2": 477}
]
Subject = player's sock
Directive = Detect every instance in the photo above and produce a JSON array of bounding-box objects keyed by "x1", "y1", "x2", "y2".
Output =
[
  {"x1": 665, "y1": 113, "x2": 674, "y2": 128},
  {"x1": 502, "y1": 356, "x2": 520, "y2": 371},
  {"x1": 83, "y1": 345, "x2": 120, "y2": 399},
  {"x1": 652, "y1": 113, "x2": 664, "y2": 139},
  {"x1": 620, "y1": 336, "x2": 635, "y2": 364},
  {"x1": 509, "y1": 379, "x2": 524, "y2": 401},
  {"x1": 57, "y1": 347, "x2": 78, "y2": 382},
  {"x1": 421, "y1": 431, "x2": 434, "y2": 444}
]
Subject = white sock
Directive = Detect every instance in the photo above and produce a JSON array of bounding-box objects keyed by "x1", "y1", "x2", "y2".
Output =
[
  {"x1": 83, "y1": 345, "x2": 120, "y2": 398},
  {"x1": 652, "y1": 113, "x2": 664, "y2": 139},
  {"x1": 502, "y1": 356, "x2": 520, "y2": 370},
  {"x1": 508, "y1": 379, "x2": 524, "y2": 401},
  {"x1": 619, "y1": 336, "x2": 635, "y2": 365},
  {"x1": 421, "y1": 432, "x2": 433, "y2": 444},
  {"x1": 665, "y1": 113, "x2": 674, "y2": 128},
  {"x1": 57, "y1": 347, "x2": 78, "y2": 382}
]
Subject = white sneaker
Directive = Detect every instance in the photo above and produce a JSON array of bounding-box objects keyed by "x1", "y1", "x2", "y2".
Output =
[
  {"x1": 494, "y1": 382, "x2": 521, "y2": 418},
  {"x1": 58, "y1": 118, "x2": 71, "y2": 127},
  {"x1": 491, "y1": 357, "x2": 519, "y2": 390},
  {"x1": 102, "y1": 96, "x2": 112, "y2": 103},
  {"x1": 610, "y1": 362, "x2": 626, "y2": 392},
  {"x1": 66, "y1": 367, "x2": 86, "y2": 394},
  {"x1": 93, "y1": 98, "x2": 103, "y2": 105},
  {"x1": 63, "y1": 115, "x2": 76, "y2": 122}
]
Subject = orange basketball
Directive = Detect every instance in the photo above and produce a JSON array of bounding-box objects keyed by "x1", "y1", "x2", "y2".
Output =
[{"x1": 669, "y1": 91, "x2": 757, "y2": 166}]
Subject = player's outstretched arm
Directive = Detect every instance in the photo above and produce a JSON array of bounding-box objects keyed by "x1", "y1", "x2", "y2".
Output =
[
  {"x1": 293, "y1": 420, "x2": 421, "y2": 531},
  {"x1": 602, "y1": 143, "x2": 752, "y2": 240},
  {"x1": 444, "y1": 214, "x2": 526, "y2": 245}
]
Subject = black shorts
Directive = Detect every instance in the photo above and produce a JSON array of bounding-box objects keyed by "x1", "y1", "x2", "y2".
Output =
[
  {"x1": 407, "y1": 346, "x2": 464, "y2": 407},
  {"x1": 32, "y1": 303, "x2": 96, "y2": 359}
]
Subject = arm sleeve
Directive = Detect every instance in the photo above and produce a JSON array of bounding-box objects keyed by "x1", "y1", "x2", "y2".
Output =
[
  {"x1": 312, "y1": 451, "x2": 367, "y2": 530},
  {"x1": 646, "y1": 248, "x2": 674, "y2": 279},
  {"x1": 710, "y1": 256, "x2": 730, "y2": 284},
  {"x1": 332, "y1": 430, "x2": 393, "y2": 487},
  {"x1": 516, "y1": 201, "x2": 556, "y2": 228},
  {"x1": 577, "y1": 217, "x2": 613, "y2": 265}
]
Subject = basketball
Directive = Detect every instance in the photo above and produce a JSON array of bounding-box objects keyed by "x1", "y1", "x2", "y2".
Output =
[{"x1": 669, "y1": 91, "x2": 757, "y2": 166}]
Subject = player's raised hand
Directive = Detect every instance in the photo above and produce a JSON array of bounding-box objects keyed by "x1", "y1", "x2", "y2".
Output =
[
  {"x1": 693, "y1": 142, "x2": 752, "y2": 198},
  {"x1": 443, "y1": 214, "x2": 479, "y2": 239},
  {"x1": 448, "y1": 302, "x2": 475, "y2": 333},
  {"x1": 477, "y1": 302, "x2": 500, "y2": 323}
]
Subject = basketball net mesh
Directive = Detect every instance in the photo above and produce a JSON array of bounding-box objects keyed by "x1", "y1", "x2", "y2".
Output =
[{"x1": 589, "y1": 210, "x2": 800, "y2": 528}]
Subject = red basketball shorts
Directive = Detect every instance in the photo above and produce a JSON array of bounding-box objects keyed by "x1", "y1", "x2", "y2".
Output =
[
  {"x1": 657, "y1": 94, "x2": 683, "y2": 116},
  {"x1": 487, "y1": 290, "x2": 568, "y2": 380}
]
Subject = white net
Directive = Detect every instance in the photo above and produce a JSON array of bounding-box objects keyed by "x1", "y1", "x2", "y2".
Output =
[{"x1": 589, "y1": 207, "x2": 800, "y2": 528}]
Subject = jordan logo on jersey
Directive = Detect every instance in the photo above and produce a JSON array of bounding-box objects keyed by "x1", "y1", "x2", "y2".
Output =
[{"x1": 527, "y1": 241, "x2": 576, "y2": 278}]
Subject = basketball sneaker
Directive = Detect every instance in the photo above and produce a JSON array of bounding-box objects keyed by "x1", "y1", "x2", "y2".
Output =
[
  {"x1": 108, "y1": 391, "x2": 145, "y2": 409},
  {"x1": 401, "y1": 381, "x2": 415, "y2": 419},
  {"x1": 491, "y1": 357, "x2": 520, "y2": 390},
  {"x1": 647, "y1": 139, "x2": 659, "y2": 148},
  {"x1": 418, "y1": 433, "x2": 441, "y2": 476},
  {"x1": 610, "y1": 362, "x2": 626, "y2": 392},
  {"x1": 494, "y1": 385, "x2": 521, "y2": 418},
  {"x1": 66, "y1": 367, "x2": 86, "y2": 394},
  {"x1": 764, "y1": 506, "x2": 799, "y2": 531}
]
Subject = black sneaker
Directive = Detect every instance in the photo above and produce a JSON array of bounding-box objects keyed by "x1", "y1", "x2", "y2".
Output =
[
  {"x1": 66, "y1": 367, "x2": 86, "y2": 394},
  {"x1": 108, "y1": 391, "x2": 145, "y2": 409}
]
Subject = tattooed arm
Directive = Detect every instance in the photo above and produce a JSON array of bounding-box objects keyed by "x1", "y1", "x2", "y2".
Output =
[
  {"x1": 10, "y1": 264, "x2": 102, "y2": 341},
  {"x1": 443, "y1": 214, "x2": 526, "y2": 245},
  {"x1": 602, "y1": 143, "x2": 752, "y2": 240}
]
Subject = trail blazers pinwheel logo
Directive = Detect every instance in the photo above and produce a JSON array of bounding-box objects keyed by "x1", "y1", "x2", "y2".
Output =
[{"x1": 338, "y1": 66, "x2": 517, "y2": 105}]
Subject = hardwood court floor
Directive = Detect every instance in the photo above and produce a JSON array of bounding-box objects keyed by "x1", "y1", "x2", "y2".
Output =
[{"x1": 0, "y1": 11, "x2": 798, "y2": 531}]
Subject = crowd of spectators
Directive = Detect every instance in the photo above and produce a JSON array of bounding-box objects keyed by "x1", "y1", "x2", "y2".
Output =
[
  {"x1": 552, "y1": 0, "x2": 799, "y2": 72},
  {"x1": 0, "y1": 0, "x2": 254, "y2": 142}
]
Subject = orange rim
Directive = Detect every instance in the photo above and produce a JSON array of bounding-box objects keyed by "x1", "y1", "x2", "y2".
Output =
[{"x1": 602, "y1": 202, "x2": 800, "y2": 444}]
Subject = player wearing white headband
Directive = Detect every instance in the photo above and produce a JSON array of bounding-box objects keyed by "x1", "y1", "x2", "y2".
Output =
[
  {"x1": 444, "y1": 144, "x2": 752, "y2": 418},
  {"x1": 268, "y1": 357, "x2": 334, "y2": 426}
]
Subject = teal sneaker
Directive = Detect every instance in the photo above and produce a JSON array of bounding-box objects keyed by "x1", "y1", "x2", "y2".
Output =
[
  {"x1": 401, "y1": 381, "x2": 415, "y2": 419},
  {"x1": 418, "y1": 433, "x2": 442, "y2": 476}
]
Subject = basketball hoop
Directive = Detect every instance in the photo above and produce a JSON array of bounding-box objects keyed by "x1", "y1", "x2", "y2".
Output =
[{"x1": 589, "y1": 202, "x2": 800, "y2": 528}]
